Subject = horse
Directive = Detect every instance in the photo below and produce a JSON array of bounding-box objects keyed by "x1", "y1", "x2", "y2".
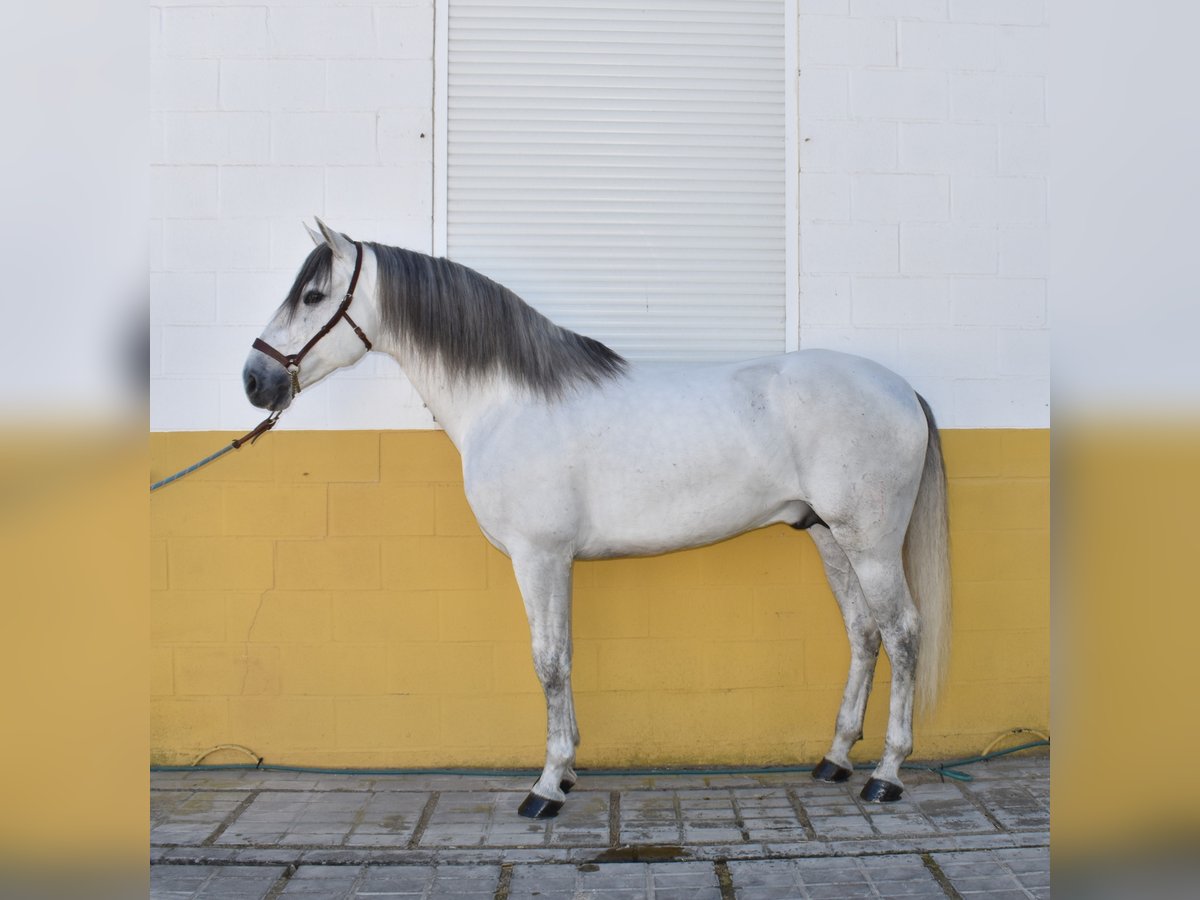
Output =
[{"x1": 242, "y1": 219, "x2": 951, "y2": 817}]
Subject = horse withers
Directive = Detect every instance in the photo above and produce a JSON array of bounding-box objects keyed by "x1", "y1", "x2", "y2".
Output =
[{"x1": 243, "y1": 220, "x2": 951, "y2": 816}]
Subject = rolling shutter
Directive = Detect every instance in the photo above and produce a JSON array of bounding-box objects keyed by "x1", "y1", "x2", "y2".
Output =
[{"x1": 445, "y1": 0, "x2": 787, "y2": 362}]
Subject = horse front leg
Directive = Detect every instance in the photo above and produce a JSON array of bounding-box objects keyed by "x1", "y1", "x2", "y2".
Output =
[{"x1": 511, "y1": 548, "x2": 579, "y2": 819}]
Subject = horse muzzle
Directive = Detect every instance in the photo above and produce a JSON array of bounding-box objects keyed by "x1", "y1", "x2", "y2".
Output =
[{"x1": 243, "y1": 357, "x2": 293, "y2": 411}]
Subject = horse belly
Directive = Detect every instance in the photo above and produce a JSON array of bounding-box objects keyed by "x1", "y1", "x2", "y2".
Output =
[{"x1": 573, "y1": 434, "x2": 801, "y2": 559}]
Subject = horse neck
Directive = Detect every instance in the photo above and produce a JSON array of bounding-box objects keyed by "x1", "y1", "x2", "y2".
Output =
[
  {"x1": 350, "y1": 251, "x2": 487, "y2": 447},
  {"x1": 375, "y1": 333, "x2": 512, "y2": 450},
  {"x1": 363, "y1": 245, "x2": 573, "y2": 449}
]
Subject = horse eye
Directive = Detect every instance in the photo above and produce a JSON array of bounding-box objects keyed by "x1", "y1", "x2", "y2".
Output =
[{"x1": 303, "y1": 290, "x2": 324, "y2": 306}]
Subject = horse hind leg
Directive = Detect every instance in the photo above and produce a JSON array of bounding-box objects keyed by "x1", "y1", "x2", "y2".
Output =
[
  {"x1": 836, "y1": 540, "x2": 921, "y2": 802},
  {"x1": 808, "y1": 524, "x2": 882, "y2": 784},
  {"x1": 510, "y1": 548, "x2": 580, "y2": 819}
]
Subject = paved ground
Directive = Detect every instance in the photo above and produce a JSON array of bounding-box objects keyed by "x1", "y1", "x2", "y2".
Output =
[{"x1": 151, "y1": 756, "x2": 1049, "y2": 899}]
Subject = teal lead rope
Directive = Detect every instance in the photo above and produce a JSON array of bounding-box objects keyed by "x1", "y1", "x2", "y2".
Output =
[
  {"x1": 899, "y1": 738, "x2": 1049, "y2": 782},
  {"x1": 150, "y1": 412, "x2": 280, "y2": 492},
  {"x1": 150, "y1": 443, "x2": 236, "y2": 492}
]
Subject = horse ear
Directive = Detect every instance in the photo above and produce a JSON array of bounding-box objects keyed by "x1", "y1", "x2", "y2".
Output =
[
  {"x1": 314, "y1": 217, "x2": 355, "y2": 260},
  {"x1": 304, "y1": 221, "x2": 324, "y2": 248}
]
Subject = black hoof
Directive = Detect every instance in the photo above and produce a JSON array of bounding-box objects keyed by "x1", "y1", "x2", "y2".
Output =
[
  {"x1": 811, "y1": 758, "x2": 853, "y2": 783},
  {"x1": 518, "y1": 792, "x2": 564, "y2": 819},
  {"x1": 560, "y1": 778, "x2": 576, "y2": 794},
  {"x1": 860, "y1": 777, "x2": 904, "y2": 802}
]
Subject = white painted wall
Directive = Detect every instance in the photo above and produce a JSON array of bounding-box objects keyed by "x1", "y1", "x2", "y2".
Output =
[
  {"x1": 150, "y1": 1, "x2": 438, "y2": 430},
  {"x1": 797, "y1": 0, "x2": 1048, "y2": 427},
  {"x1": 150, "y1": 0, "x2": 1049, "y2": 430}
]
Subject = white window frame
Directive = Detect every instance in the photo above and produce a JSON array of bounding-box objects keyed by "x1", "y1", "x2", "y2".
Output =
[{"x1": 433, "y1": 0, "x2": 799, "y2": 353}]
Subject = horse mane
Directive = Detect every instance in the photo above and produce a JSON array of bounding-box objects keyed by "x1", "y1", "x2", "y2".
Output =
[{"x1": 284, "y1": 242, "x2": 628, "y2": 398}]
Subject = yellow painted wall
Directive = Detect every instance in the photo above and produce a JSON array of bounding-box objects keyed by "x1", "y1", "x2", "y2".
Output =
[{"x1": 150, "y1": 429, "x2": 1048, "y2": 767}]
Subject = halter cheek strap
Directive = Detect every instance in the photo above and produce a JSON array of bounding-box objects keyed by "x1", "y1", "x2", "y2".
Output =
[{"x1": 252, "y1": 240, "x2": 371, "y2": 395}]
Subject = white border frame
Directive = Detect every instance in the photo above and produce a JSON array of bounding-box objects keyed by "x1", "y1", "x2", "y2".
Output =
[
  {"x1": 784, "y1": 0, "x2": 799, "y2": 352},
  {"x1": 433, "y1": 0, "x2": 801, "y2": 353},
  {"x1": 433, "y1": 0, "x2": 449, "y2": 258}
]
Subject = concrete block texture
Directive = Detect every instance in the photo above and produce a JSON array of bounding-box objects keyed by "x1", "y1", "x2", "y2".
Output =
[
  {"x1": 150, "y1": 428, "x2": 1048, "y2": 767},
  {"x1": 150, "y1": 0, "x2": 1046, "y2": 429}
]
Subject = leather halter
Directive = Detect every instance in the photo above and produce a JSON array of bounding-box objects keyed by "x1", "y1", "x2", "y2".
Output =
[{"x1": 252, "y1": 241, "x2": 372, "y2": 396}]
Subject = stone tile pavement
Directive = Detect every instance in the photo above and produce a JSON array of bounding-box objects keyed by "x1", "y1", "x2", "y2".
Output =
[{"x1": 151, "y1": 756, "x2": 1048, "y2": 899}]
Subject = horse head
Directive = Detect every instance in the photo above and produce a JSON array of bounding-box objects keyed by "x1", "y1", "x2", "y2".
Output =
[{"x1": 243, "y1": 218, "x2": 377, "y2": 411}]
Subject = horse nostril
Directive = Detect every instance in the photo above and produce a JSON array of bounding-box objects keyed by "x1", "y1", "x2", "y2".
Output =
[{"x1": 245, "y1": 372, "x2": 258, "y2": 394}]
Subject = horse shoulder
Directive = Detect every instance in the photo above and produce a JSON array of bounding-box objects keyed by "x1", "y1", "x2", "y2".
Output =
[{"x1": 459, "y1": 406, "x2": 585, "y2": 552}]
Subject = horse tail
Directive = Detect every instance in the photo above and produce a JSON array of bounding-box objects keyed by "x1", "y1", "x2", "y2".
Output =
[{"x1": 904, "y1": 393, "x2": 952, "y2": 716}]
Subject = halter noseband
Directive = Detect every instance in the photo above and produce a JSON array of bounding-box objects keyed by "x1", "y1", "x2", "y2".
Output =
[{"x1": 252, "y1": 241, "x2": 372, "y2": 396}]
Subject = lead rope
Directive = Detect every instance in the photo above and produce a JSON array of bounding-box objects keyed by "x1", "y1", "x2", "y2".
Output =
[{"x1": 149, "y1": 411, "x2": 281, "y2": 492}]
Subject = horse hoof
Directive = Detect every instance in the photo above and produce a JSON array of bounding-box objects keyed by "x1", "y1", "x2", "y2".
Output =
[
  {"x1": 811, "y1": 758, "x2": 852, "y2": 783},
  {"x1": 518, "y1": 792, "x2": 564, "y2": 819},
  {"x1": 860, "y1": 777, "x2": 903, "y2": 802},
  {"x1": 560, "y1": 778, "x2": 576, "y2": 794}
]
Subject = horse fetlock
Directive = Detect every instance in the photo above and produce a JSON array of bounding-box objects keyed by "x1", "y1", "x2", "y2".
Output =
[
  {"x1": 541, "y1": 745, "x2": 575, "y2": 786},
  {"x1": 830, "y1": 735, "x2": 859, "y2": 764},
  {"x1": 883, "y1": 737, "x2": 913, "y2": 762},
  {"x1": 547, "y1": 729, "x2": 574, "y2": 755},
  {"x1": 532, "y1": 771, "x2": 569, "y2": 803},
  {"x1": 545, "y1": 749, "x2": 574, "y2": 775}
]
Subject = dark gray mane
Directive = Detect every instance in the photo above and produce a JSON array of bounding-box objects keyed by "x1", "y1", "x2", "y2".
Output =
[{"x1": 284, "y1": 242, "x2": 627, "y2": 398}]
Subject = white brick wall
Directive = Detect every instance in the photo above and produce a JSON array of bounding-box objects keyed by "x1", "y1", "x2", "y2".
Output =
[
  {"x1": 799, "y1": 0, "x2": 1048, "y2": 427},
  {"x1": 150, "y1": 1, "x2": 436, "y2": 431},
  {"x1": 152, "y1": 0, "x2": 1048, "y2": 431}
]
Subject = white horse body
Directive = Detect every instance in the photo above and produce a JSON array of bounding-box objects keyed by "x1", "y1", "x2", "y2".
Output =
[
  {"x1": 244, "y1": 223, "x2": 951, "y2": 816},
  {"x1": 463, "y1": 351, "x2": 926, "y2": 562}
]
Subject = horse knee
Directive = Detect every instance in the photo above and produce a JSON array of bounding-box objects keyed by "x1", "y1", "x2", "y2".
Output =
[
  {"x1": 531, "y1": 640, "x2": 571, "y2": 688},
  {"x1": 533, "y1": 658, "x2": 570, "y2": 692}
]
